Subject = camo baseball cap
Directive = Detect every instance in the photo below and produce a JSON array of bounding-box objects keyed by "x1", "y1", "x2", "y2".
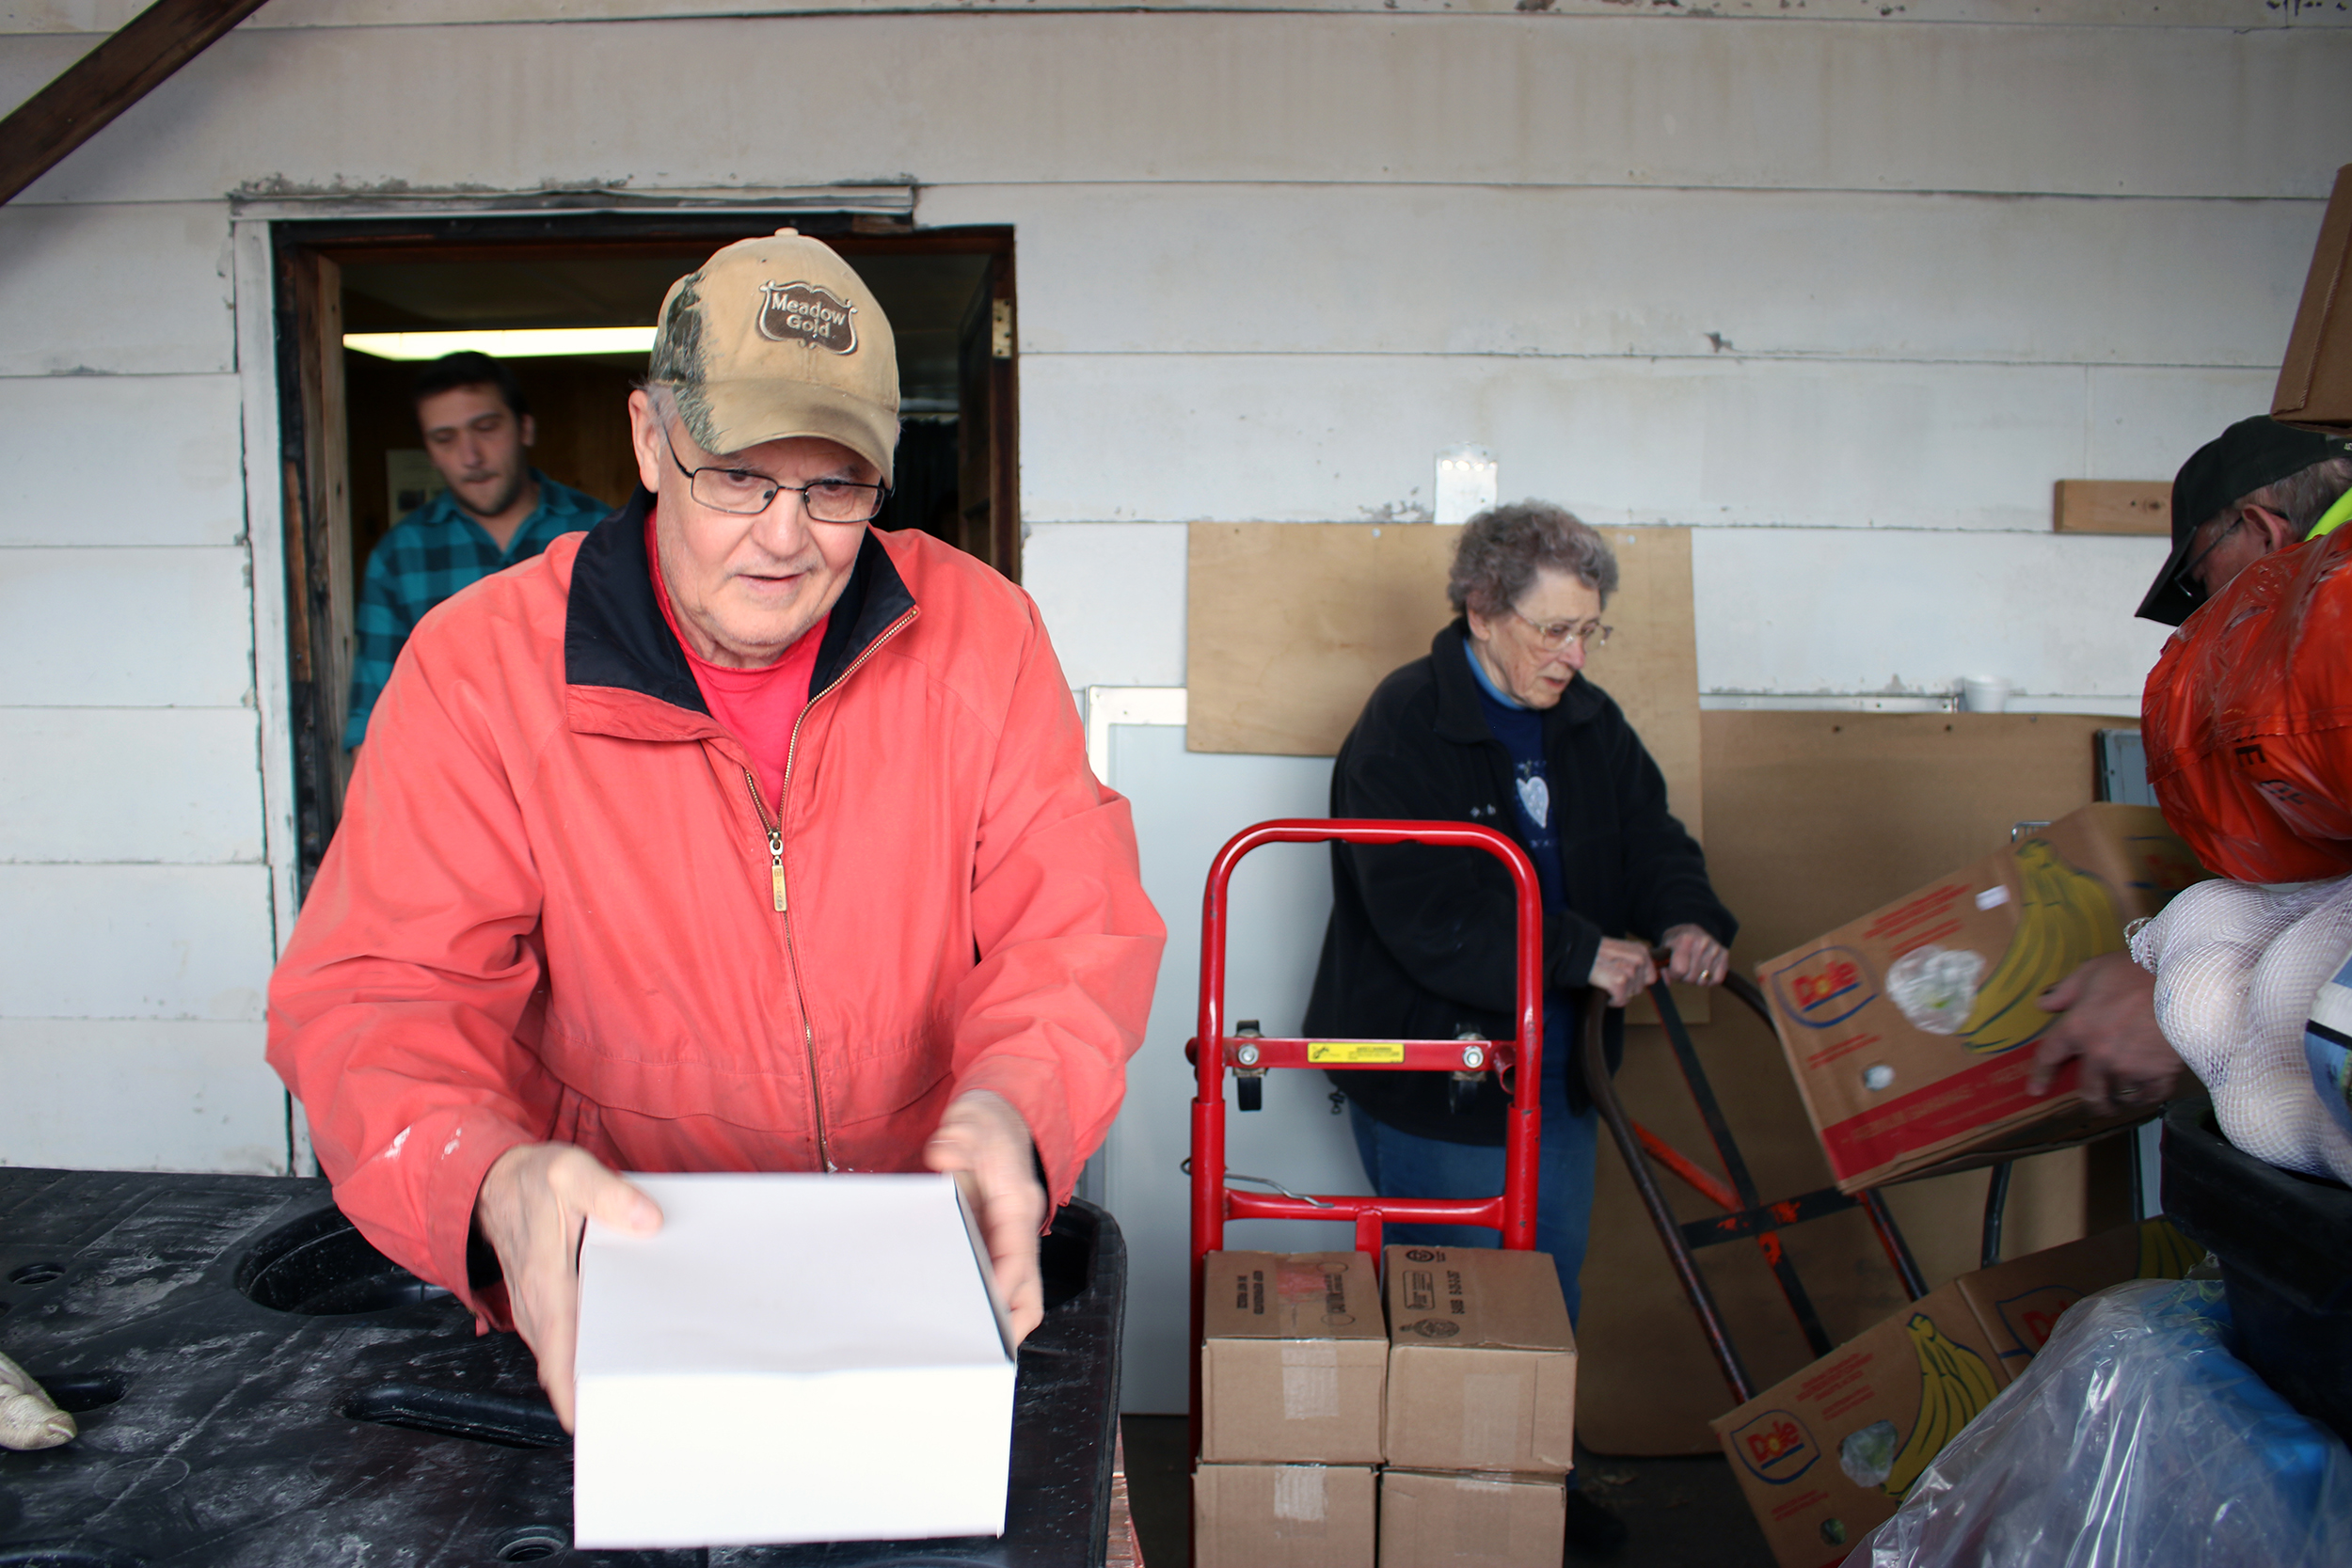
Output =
[{"x1": 646, "y1": 229, "x2": 899, "y2": 485}]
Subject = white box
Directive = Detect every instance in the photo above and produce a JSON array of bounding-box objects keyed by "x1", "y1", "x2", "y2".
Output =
[{"x1": 573, "y1": 1171, "x2": 1017, "y2": 1550}]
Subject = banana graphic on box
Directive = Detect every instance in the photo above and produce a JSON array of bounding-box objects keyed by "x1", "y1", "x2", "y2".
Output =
[
  {"x1": 1958, "y1": 839, "x2": 2124, "y2": 1056},
  {"x1": 1878, "y1": 1313, "x2": 2001, "y2": 1498}
]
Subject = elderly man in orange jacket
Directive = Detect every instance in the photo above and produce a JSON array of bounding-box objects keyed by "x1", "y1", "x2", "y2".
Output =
[{"x1": 267, "y1": 231, "x2": 1166, "y2": 1429}]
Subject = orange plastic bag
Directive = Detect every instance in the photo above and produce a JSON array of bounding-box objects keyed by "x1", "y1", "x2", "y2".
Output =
[{"x1": 2143, "y1": 526, "x2": 2352, "y2": 884}]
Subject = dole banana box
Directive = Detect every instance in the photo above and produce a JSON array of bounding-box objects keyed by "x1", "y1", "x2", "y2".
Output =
[
  {"x1": 1711, "y1": 1218, "x2": 2198, "y2": 1568},
  {"x1": 1200, "y1": 1252, "x2": 1388, "y2": 1464},
  {"x1": 1756, "y1": 802, "x2": 2206, "y2": 1194}
]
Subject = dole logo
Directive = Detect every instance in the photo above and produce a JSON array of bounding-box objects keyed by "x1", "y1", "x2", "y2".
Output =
[
  {"x1": 1729, "y1": 1408, "x2": 1818, "y2": 1484},
  {"x1": 1772, "y1": 945, "x2": 1878, "y2": 1029},
  {"x1": 1995, "y1": 1285, "x2": 2085, "y2": 1359}
]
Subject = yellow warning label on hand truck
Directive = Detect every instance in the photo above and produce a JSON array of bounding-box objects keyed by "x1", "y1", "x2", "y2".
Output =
[{"x1": 1307, "y1": 1042, "x2": 1406, "y2": 1064}]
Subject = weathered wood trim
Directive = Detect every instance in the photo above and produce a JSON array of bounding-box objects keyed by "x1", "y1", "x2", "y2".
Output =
[
  {"x1": 233, "y1": 215, "x2": 310, "y2": 1175},
  {"x1": 0, "y1": 0, "x2": 272, "y2": 207}
]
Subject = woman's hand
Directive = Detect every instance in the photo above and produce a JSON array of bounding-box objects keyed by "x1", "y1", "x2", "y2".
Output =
[
  {"x1": 1661, "y1": 924, "x2": 1731, "y2": 987},
  {"x1": 1588, "y1": 937, "x2": 1660, "y2": 1006}
]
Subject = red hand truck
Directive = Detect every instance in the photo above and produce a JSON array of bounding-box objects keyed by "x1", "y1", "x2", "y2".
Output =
[{"x1": 1186, "y1": 817, "x2": 1548, "y2": 1455}]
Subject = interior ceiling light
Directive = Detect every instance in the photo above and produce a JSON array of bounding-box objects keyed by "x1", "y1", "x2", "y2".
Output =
[{"x1": 342, "y1": 326, "x2": 658, "y2": 361}]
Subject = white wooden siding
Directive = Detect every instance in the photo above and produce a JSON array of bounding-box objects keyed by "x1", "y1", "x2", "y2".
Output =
[
  {"x1": 0, "y1": 709, "x2": 264, "y2": 863},
  {"x1": 0, "y1": 373, "x2": 246, "y2": 546},
  {"x1": 6, "y1": 19, "x2": 2346, "y2": 207},
  {"x1": 1693, "y1": 530, "x2": 2175, "y2": 703},
  {"x1": 1018, "y1": 354, "x2": 2279, "y2": 530},
  {"x1": 0, "y1": 203, "x2": 232, "y2": 375},
  {"x1": 966, "y1": 184, "x2": 2320, "y2": 367},
  {"x1": 0, "y1": 865, "x2": 271, "y2": 1021},
  {"x1": 0, "y1": 548, "x2": 254, "y2": 705},
  {"x1": 0, "y1": 1020, "x2": 284, "y2": 1175}
]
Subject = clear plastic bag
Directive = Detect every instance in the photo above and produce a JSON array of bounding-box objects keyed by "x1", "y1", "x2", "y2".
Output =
[{"x1": 1846, "y1": 1279, "x2": 2352, "y2": 1568}]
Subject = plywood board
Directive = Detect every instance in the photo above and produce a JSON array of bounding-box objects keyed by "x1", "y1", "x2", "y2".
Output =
[
  {"x1": 1575, "y1": 711, "x2": 2121, "y2": 1455},
  {"x1": 2053, "y1": 479, "x2": 2170, "y2": 534},
  {"x1": 2275, "y1": 163, "x2": 2352, "y2": 431}
]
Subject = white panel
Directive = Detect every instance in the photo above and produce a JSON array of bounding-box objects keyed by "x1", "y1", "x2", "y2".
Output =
[
  {"x1": 953, "y1": 184, "x2": 2320, "y2": 368},
  {"x1": 0, "y1": 1019, "x2": 285, "y2": 1175},
  {"x1": 0, "y1": 374, "x2": 245, "y2": 546},
  {"x1": 1022, "y1": 355, "x2": 2092, "y2": 531},
  {"x1": 0, "y1": 547, "x2": 252, "y2": 706},
  {"x1": 2088, "y1": 367, "x2": 2288, "y2": 488},
  {"x1": 0, "y1": 202, "x2": 231, "y2": 375},
  {"x1": 1022, "y1": 523, "x2": 1187, "y2": 691},
  {"x1": 8, "y1": 20, "x2": 2345, "y2": 206},
  {"x1": 0, "y1": 708, "x2": 263, "y2": 863},
  {"x1": 0, "y1": 864, "x2": 272, "y2": 1022},
  {"x1": 1692, "y1": 528, "x2": 2176, "y2": 701},
  {"x1": 8, "y1": 0, "x2": 2337, "y2": 30},
  {"x1": 1106, "y1": 726, "x2": 1355, "y2": 1412}
]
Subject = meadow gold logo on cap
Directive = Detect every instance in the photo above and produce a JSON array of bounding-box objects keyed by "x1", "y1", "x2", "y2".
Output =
[{"x1": 758, "y1": 280, "x2": 858, "y2": 354}]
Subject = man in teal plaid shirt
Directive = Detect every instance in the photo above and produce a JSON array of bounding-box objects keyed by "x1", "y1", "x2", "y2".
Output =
[{"x1": 346, "y1": 352, "x2": 611, "y2": 748}]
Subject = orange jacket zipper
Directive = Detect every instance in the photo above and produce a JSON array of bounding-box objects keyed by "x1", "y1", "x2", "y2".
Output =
[{"x1": 743, "y1": 605, "x2": 919, "y2": 1173}]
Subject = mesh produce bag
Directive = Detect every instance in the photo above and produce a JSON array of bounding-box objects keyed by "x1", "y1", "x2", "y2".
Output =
[
  {"x1": 1846, "y1": 1279, "x2": 2352, "y2": 1568},
  {"x1": 2132, "y1": 875, "x2": 2352, "y2": 1185}
]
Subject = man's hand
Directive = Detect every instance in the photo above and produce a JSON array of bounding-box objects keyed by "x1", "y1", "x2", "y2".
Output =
[
  {"x1": 925, "y1": 1090, "x2": 1048, "y2": 1346},
  {"x1": 473, "y1": 1142, "x2": 662, "y2": 1433},
  {"x1": 2027, "y1": 951, "x2": 2185, "y2": 1115},
  {"x1": 1588, "y1": 937, "x2": 1661, "y2": 1007},
  {"x1": 1660, "y1": 923, "x2": 1731, "y2": 988}
]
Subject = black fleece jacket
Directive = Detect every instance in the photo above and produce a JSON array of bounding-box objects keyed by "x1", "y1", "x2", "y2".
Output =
[{"x1": 1305, "y1": 621, "x2": 1736, "y2": 1143}]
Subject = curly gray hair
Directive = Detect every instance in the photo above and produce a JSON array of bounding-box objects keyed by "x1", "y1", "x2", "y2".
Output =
[{"x1": 1446, "y1": 501, "x2": 1619, "y2": 618}]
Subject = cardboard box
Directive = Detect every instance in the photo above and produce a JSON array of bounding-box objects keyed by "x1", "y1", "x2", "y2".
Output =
[
  {"x1": 1200, "y1": 1251, "x2": 1388, "y2": 1464},
  {"x1": 1383, "y1": 1245, "x2": 1577, "y2": 1474},
  {"x1": 1710, "y1": 1218, "x2": 2198, "y2": 1568},
  {"x1": 572, "y1": 1172, "x2": 1015, "y2": 1550},
  {"x1": 1377, "y1": 1468, "x2": 1567, "y2": 1568},
  {"x1": 1194, "y1": 1463, "x2": 1378, "y2": 1568},
  {"x1": 1756, "y1": 802, "x2": 2205, "y2": 1193},
  {"x1": 2275, "y1": 163, "x2": 2352, "y2": 432}
]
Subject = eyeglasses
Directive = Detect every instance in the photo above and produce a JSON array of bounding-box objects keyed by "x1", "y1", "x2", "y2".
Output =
[
  {"x1": 2178, "y1": 507, "x2": 2272, "y2": 603},
  {"x1": 662, "y1": 426, "x2": 889, "y2": 523},
  {"x1": 1511, "y1": 608, "x2": 1612, "y2": 650}
]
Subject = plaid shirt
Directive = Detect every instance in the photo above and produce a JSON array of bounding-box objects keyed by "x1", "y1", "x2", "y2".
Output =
[{"x1": 346, "y1": 472, "x2": 610, "y2": 745}]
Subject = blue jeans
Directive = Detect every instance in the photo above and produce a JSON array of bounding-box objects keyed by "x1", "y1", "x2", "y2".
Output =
[{"x1": 1346, "y1": 1066, "x2": 1601, "y2": 1325}]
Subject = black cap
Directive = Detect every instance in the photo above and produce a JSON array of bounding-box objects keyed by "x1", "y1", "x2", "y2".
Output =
[{"x1": 2137, "y1": 416, "x2": 2352, "y2": 626}]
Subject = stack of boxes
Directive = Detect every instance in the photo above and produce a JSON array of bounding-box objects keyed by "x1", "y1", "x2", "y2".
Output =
[{"x1": 1197, "y1": 1246, "x2": 1580, "y2": 1567}]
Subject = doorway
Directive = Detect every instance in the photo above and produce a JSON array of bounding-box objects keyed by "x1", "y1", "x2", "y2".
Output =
[{"x1": 273, "y1": 212, "x2": 1016, "y2": 894}]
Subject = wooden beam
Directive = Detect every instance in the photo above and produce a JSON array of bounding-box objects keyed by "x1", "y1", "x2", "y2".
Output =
[
  {"x1": 0, "y1": 0, "x2": 271, "y2": 208},
  {"x1": 2053, "y1": 479, "x2": 2170, "y2": 535}
]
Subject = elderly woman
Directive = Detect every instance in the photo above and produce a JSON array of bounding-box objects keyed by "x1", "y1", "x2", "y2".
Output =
[
  {"x1": 1307, "y1": 502, "x2": 1736, "y2": 1550},
  {"x1": 1308, "y1": 499, "x2": 1737, "y2": 1307}
]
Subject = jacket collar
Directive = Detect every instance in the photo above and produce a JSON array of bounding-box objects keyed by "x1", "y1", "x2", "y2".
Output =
[
  {"x1": 564, "y1": 485, "x2": 916, "y2": 721},
  {"x1": 1429, "y1": 619, "x2": 1603, "y2": 743}
]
